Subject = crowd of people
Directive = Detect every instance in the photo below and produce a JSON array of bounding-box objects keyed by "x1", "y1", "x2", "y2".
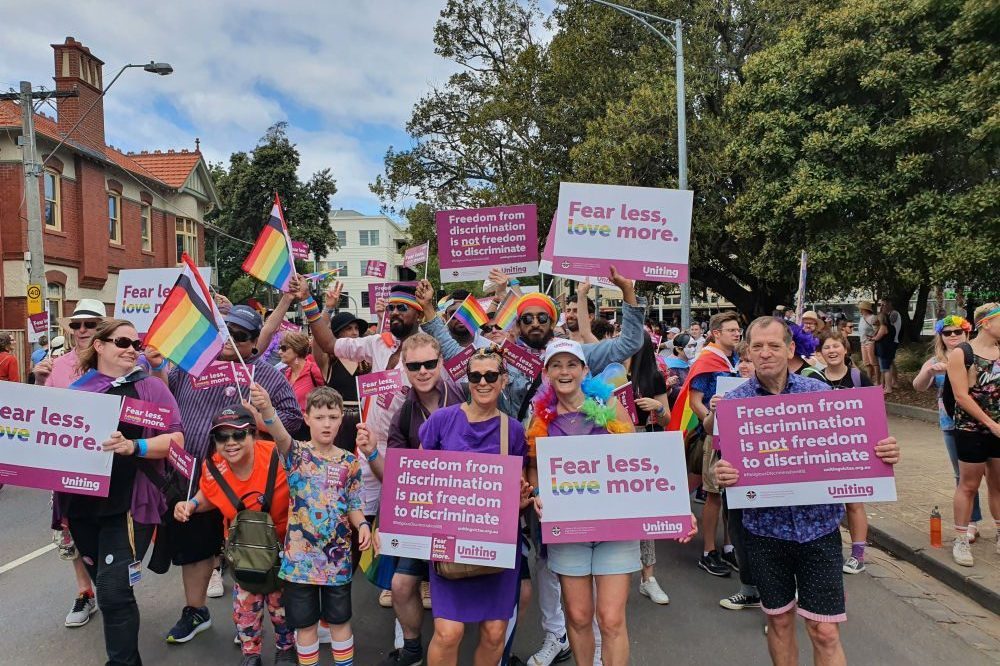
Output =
[{"x1": 8, "y1": 265, "x2": 999, "y2": 666}]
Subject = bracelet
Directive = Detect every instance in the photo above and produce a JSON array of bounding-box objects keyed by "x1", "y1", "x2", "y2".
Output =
[
  {"x1": 190, "y1": 497, "x2": 200, "y2": 510},
  {"x1": 262, "y1": 413, "x2": 277, "y2": 426},
  {"x1": 509, "y1": 278, "x2": 520, "y2": 287},
  {"x1": 358, "y1": 520, "x2": 371, "y2": 530},
  {"x1": 530, "y1": 487, "x2": 540, "y2": 497},
  {"x1": 134, "y1": 438, "x2": 148, "y2": 457},
  {"x1": 150, "y1": 357, "x2": 169, "y2": 372},
  {"x1": 301, "y1": 296, "x2": 322, "y2": 323},
  {"x1": 656, "y1": 405, "x2": 666, "y2": 416},
  {"x1": 366, "y1": 448, "x2": 379, "y2": 462}
]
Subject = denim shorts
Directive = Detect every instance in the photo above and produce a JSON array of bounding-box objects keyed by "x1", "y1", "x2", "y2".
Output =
[{"x1": 547, "y1": 540, "x2": 640, "y2": 577}]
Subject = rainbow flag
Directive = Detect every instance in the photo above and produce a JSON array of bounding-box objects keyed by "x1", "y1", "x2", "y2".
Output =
[
  {"x1": 242, "y1": 194, "x2": 296, "y2": 291},
  {"x1": 493, "y1": 289, "x2": 519, "y2": 331},
  {"x1": 144, "y1": 253, "x2": 225, "y2": 377},
  {"x1": 666, "y1": 344, "x2": 736, "y2": 439},
  {"x1": 450, "y1": 294, "x2": 490, "y2": 335}
]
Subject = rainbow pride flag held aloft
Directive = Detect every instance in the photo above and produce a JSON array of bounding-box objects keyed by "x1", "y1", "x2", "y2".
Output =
[
  {"x1": 666, "y1": 343, "x2": 737, "y2": 439},
  {"x1": 450, "y1": 294, "x2": 490, "y2": 335},
  {"x1": 144, "y1": 253, "x2": 225, "y2": 377},
  {"x1": 493, "y1": 289, "x2": 519, "y2": 331},
  {"x1": 242, "y1": 194, "x2": 296, "y2": 291}
]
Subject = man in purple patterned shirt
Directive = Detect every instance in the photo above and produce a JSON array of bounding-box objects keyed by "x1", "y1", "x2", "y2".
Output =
[{"x1": 715, "y1": 317, "x2": 899, "y2": 666}]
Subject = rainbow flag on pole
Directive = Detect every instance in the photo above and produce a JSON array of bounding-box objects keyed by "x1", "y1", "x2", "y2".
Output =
[
  {"x1": 666, "y1": 344, "x2": 736, "y2": 439},
  {"x1": 242, "y1": 194, "x2": 296, "y2": 291},
  {"x1": 493, "y1": 289, "x2": 519, "y2": 331},
  {"x1": 144, "y1": 253, "x2": 226, "y2": 377},
  {"x1": 450, "y1": 294, "x2": 490, "y2": 335}
]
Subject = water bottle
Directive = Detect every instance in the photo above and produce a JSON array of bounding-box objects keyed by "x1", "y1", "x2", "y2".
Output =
[{"x1": 930, "y1": 506, "x2": 942, "y2": 548}]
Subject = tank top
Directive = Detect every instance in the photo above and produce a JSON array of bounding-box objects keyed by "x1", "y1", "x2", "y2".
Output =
[{"x1": 954, "y1": 350, "x2": 1000, "y2": 434}]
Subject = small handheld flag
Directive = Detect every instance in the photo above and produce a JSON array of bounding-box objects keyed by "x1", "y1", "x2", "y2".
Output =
[
  {"x1": 493, "y1": 289, "x2": 519, "y2": 331},
  {"x1": 242, "y1": 194, "x2": 296, "y2": 291},
  {"x1": 450, "y1": 295, "x2": 490, "y2": 335}
]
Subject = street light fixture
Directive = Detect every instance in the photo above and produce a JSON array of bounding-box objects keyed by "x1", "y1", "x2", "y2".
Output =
[{"x1": 584, "y1": 0, "x2": 691, "y2": 328}]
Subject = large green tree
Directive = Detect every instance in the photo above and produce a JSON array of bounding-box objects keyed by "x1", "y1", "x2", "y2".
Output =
[{"x1": 208, "y1": 122, "x2": 338, "y2": 299}]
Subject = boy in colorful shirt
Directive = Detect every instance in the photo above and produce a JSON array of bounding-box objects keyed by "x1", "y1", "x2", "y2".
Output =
[
  {"x1": 174, "y1": 405, "x2": 295, "y2": 666},
  {"x1": 248, "y1": 383, "x2": 370, "y2": 666}
]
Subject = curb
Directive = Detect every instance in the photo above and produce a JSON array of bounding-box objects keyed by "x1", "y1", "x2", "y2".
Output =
[
  {"x1": 867, "y1": 518, "x2": 1000, "y2": 616},
  {"x1": 885, "y1": 402, "x2": 938, "y2": 424}
]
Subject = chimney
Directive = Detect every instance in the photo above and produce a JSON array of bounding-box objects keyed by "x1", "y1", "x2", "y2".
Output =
[{"x1": 52, "y1": 37, "x2": 106, "y2": 153}]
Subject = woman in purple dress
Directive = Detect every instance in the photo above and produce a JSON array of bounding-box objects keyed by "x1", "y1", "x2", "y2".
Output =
[{"x1": 418, "y1": 347, "x2": 531, "y2": 666}]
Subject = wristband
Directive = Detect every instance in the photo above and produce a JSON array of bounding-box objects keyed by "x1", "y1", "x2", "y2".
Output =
[
  {"x1": 358, "y1": 520, "x2": 371, "y2": 530},
  {"x1": 656, "y1": 405, "x2": 666, "y2": 416},
  {"x1": 531, "y1": 487, "x2": 540, "y2": 497},
  {"x1": 509, "y1": 278, "x2": 520, "y2": 287},
  {"x1": 150, "y1": 357, "x2": 169, "y2": 372},
  {"x1": 262, "y1": 414, "x2": 277, "y2": 426},
  {"x1": 135, "y1": 438, "x2": 148, "y2": 457},
  {"x1": 301, "y1": 296, "x2": 322, "y2": 323},
  {"x1": 190, "y1": 497, "x2": 200, "y2": 510},
  {"x1": 366, "y1": 448, "x2": 379, "y2": 462}
]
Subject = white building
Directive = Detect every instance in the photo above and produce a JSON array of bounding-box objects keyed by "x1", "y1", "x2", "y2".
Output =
[{"x1": 316, "y1": 209, "x2": 410, "y2": 322}]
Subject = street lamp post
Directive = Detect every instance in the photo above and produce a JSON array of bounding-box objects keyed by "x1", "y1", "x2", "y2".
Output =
[{"x1": 585, "y1": 0, "x2": 691, "y2": 329}]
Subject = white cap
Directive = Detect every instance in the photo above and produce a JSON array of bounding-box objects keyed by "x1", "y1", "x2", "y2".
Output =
[
  {"x1": 667, "y1": 327, "x2": 680, "y2": 335},
  {"x1": 543, "y1": 337, "x2": 587, "y2": 367}
]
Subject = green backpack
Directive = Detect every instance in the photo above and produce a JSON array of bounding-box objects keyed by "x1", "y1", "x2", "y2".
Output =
[{"x1": 207, "y1": 449, "x2": 282, "y2": 594}]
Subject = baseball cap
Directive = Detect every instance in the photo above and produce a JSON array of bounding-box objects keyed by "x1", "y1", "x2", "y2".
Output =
[
  {"x1": 210, "y1": 405, "x2": 256, "y2": 432},
  {"x1": 225, "y1": 305, "x2": 263, "y2": 334},
  {"x1": 543, "y1": 337, "x2": 587, "y2": 367},
  {"x1": 667, "y1": 327, "x2": 680, "y2": 335}
]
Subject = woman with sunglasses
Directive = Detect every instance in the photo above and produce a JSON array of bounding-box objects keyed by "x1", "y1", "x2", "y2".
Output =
[
  {"x1": 913, "y1": 316, "x2": 983, "y2": 543},
  {"x1": 416, "y1": 346, "x2": 531, "y2": 666},
  {"x1": 63, "y1": 318, "x2": 183, "y2": 666},
  {"x1": 280, "y1": 331, "x2": 325, "y2": 413}
]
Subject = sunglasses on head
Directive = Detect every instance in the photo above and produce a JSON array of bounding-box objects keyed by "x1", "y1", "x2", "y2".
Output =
[
  {"x1": 468, "y1": 370, "x2": 502, "y2": 384},
  {"x1": 519, "y1": 313, "x2": 550, "y2": 326},
  {"x1": 386, "y1": 303, "x2": 410, "y2": 313},
  {"x1": 102, "y1": 336, "x2": 142, "y2": 351},
  {"x1": 227, "y1": 328, "x2": 253, "y2": 343},
  {"x1": 213, "y1": 429, "x2": 250, "y2": 444},
  {"x1": 941, "y1": 329, "x2": 965, "y2": 337},
  {"x1": 69, "y1": 320, "x2": 98, "y2": 330},
  {"x1": 404, "y1": 358, "x2": 439, "y2": 372}
]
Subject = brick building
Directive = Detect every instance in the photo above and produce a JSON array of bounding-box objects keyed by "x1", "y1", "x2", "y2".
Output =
[{"x1": 0, "y1": 37, "x2": 218, "y2": 360}]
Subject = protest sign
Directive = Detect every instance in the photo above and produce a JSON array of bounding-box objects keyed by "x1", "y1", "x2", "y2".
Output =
[
  {"x1": 167, "y1": 439, "x2": 197, "y2": 480},
  {"x1": 190, "y1": 361, "x2": 254, "y2": 390},
  {"x1": 27, "y1": 312, "x2": 48, "y2": 343},
  {"x1": 500, "y1": 339, "x2": 543, "y2": 379},
  {"x1": 368, "y1": 281, "x2": 419, "y2": 314},
  {"x1": 364, "y1": 260, "x2": 388, "y2": 278},
  {"x1": 436, "y1": 204, "x2": 538, "y2": 283},
  {"x1": 613, "y1": 382, "x2": 638, "y2": 425},
  {"x1": 119, "y1": 396, "x2": 177, "y2": 432},
  {"x1": 444, "y1": 345, "x2": 476, "y2": 381},
  {"x1": 357, "y1": 369, "x2": 403, "y2": 402},
  {"x1": 712, "y1": 376, "x2": 749, "y2": 441},
  {"x1": 0, "y1": 383, "x2": 121, "y2": 496},
  {"x1": 535, "y1": 431, "x2": 692, "y2": 543},
  {"x1": 539, "y1": 231, "x2": 615, "y2": 288},
  {"x1": 377, "y1": 448, "x2": 523, "y2": 567},
  {"x1": 278, "y1": 320, "x2": 300, "y2": 334},
  {"x1": 115, "y1": 267, "x2": 213, "y2": 335},
  {"x1": 403, "y1": 242, "x2": 429, "y2": 268},
  {"x1": 716, "y1": 386, "x2": 896, "y2": 509},
  {"x1": 291, "y1": 240, "x2": 311, "y2": 260},
  {"x1": 552, "y1": 182, "x2": 692, "y2": 283}
]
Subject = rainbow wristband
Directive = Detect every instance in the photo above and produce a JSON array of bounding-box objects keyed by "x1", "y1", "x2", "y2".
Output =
[{"x1": 301, "y1": 296, "x2": 322, "y2": 323}]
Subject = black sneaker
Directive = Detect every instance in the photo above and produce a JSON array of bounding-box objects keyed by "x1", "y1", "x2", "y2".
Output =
[
  {"x1": 720, "y1": 549, "x2": 739, "y2": 572},
  {"x1": 719, "y1": 592, "x2": 761, "y2": 610},
  {"x1": 378, "y1": 647, "x2": 424, "y2": 666},
  {"x1": 274, "y1": 648, "x2": 297, "y2": 665},
  {"x1": 166, "y1": 606, "x2": 212, "y2": 643},
  {"x1": 698, "y1": 551, "x2": 731, "y2": 577},
  {"x1": 238, "y1": 655, "x2": 262, "y2": 666}
]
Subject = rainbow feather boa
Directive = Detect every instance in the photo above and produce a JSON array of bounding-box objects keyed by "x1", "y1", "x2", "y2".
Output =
[{"x1": 527, "y1": 374, "x2": 631, "y2": 450}]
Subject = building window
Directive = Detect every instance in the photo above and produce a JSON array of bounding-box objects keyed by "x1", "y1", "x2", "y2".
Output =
[
  {"x1": 140, "y1": 204, "x2": 152, "y2": 251},
  {"x1": 108, "y1": 194, "x2": 122, "y2": 244},
  {"x1": 360, "y1": 260, "x2": 370, "y2": 274},
  {"x1": 47, "y1": 283, "x2": 64, "y2": 338},
  {"x1": 359, "y1": 230, "x2": 379, "y2": 246},
  {"x1": 361, "y1": 292, "x2": 371, "y2": 309},
  {"x1": 335, "y1": 230, "x2": 347, "y2": 247},
  {"x1": 43, "y1": 170, "x2": 61, "y2": 230},
  {"x1": 176, "y1": 218, "x2": 198, "y2": 263},
  {"x1": 319, "y1": 260, "x2": 347, "y2": 276}
]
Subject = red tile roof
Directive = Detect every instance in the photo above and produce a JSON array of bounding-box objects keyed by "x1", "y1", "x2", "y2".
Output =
[{"x1": 0, "y1": 100, "x2": 200, "y2": 190}]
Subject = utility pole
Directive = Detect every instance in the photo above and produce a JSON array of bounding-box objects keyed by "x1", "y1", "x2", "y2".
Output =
[{"x1": 674, "y1": 19, "x2": 691, "y2": 331}]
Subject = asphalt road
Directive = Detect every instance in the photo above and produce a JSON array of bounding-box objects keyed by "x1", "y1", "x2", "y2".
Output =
[{"x1": 0, "y1": 483, "x2": 996, "y2": 665}]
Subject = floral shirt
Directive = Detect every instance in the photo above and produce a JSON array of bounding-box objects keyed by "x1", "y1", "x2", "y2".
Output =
[
  {"x1": 724, "y1": 372, "x2": 845, "y2": 543},
  {"x1": 279, "y1": 441, "x2": 362, "y2": 586},
  {"x1": 953, "y1": 351, "x2": 1000, "y2": 435}
]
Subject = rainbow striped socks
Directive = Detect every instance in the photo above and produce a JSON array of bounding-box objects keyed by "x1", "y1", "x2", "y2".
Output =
[
  {"x1": 332, "y1": 637, "x2": 354, "y2": 665},
  {"x1": 296, "y1": 639, "x2": 319, "y2": 666}
]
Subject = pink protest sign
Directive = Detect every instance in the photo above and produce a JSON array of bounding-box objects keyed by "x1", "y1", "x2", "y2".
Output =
[
  {"x1": 436, "y1": 204, "x2": 538, "y2": 283},
  {"x1": 119, "y1": 396, "x2": 178, "y2": 432},
  {"x1": 500, "y1": 340, "x2": 543, "y2": 379},
  {"x1": 368, "y1": 281, "x2": 419, "y2": 314},
  {"x1": 190, "y1": 361, "x2": 254, "y2": 390},
  {"x1": 716, "y1": 386, "x2": 896, "y2": 509},
  {"x1": 167, "y1": 439, "x2": 197, "y2": 480},
  {"x1": 444, "y1": 345, "x2": 476, "y2": 381},
  {"x1": 278, "y1": 320, "x2": 300, "y2": 334},
  {"x1": 356, "y1": 368, "x2": 403, "y2": 401},
  {"x1": 539, "y1": 231, "x2": 615, "y2": 288},
  {"x1": 27, "y1": 312, "x2": 48, "y2": 343},
  {"x1": 291, "y1": 240, "x2": 310, "y2": 260},
  {"x1": 377, "y1": 448, "x2": 523, "y2": 567},
  {"x1": 613, "y1": 382, "x2": 638, "y2": 425},
  {"x1": 535, "y1": 431, "x2": 692, "y2": 544},
  {"x1": 364, "y1": 260, "x2": 388, "y2": 278},
  {"x1": 403, "y1": 242, "x2": 429, "y2": 268}
]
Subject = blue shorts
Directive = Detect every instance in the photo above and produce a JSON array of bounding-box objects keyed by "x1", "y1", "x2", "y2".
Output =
[{"x1": 547, "y1": 540, "x2": 640, "y2": 577}]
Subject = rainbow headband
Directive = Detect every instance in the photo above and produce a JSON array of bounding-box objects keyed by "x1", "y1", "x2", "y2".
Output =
[
  {"x1": 935, "y1": 315, "x2": 971, "y2": 334},
  {"x1": 516, "y1": 293, "x2": 557, "y2": 320},
  {"x1": 388, "y1": 292, "x2": 423, "y2": 312},
  {"x1": 976, "y1": 307, "x2": 1000, "y2": 327}
]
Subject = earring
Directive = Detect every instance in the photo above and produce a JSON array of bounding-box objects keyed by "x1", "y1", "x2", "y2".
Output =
[{"x1": 251, "y1": 347, "x2": 259, "y2": 356}]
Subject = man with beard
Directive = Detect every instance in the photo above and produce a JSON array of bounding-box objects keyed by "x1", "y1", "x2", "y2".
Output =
[
  {"x1": 441, "y1": 289, "x2": 474, "y2": 347},
  {"x1": 564, "y1": 282, "x2": 596, "y2": 344}
]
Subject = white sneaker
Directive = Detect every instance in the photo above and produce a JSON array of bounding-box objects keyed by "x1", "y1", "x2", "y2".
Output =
[
  {"x1": 952, "y1": 536, "x2": 974, "y2": 567},
  {"x1": 394, "y1": 618, "x2": 404, "y2": 650},
  {"x1": 967, "y1": 524, "x2": 979, "y2": 543},
  {"x1": 207, "y1": 567, "x2": 225, "y2": 598},
  {"x1": 317, "y1": 621, "x2": 332, "y2": 645},
  {"x1": 65, "y1": 593, "x2": 97, "y2": 627},
  {"x1": 528, "y1": 631, "x2": 571, "y2": 666},
  {"x1": 639, "y1": 577, "x2": 670, "y2": 604},
  {"x1": 842, "y1": 556, "x2": 866, "y2": 574}
]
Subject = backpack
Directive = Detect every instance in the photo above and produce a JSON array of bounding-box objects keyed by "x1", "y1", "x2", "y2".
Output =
[
  {"x1": 207, "y1": 448, "x2": 282, "y2": 594},
  {"x1": 942, "y1": 343, "x2": 975, "y2": 418}
]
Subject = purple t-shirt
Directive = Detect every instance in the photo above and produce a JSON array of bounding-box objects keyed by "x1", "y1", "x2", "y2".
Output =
[{"x1": 419, "y1": 403, "x2": 527, "y2": 458}]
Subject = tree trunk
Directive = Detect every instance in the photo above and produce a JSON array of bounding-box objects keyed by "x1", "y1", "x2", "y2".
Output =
[
  {"x1": 907, "y1": 283, "x2": 930, "y2": 341},
  {"x1": 887, "y1": 285, "x2": 918, "y2": 343}
]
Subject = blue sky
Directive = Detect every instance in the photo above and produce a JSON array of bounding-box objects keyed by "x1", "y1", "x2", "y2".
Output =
[{"x1": 1, "y1": 2, "x2": 465, "y2": 217}]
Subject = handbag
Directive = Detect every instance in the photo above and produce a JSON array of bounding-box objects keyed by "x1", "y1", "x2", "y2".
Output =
[{"x1": 433, "y1": 413, "x2": 509, "y2": 581}]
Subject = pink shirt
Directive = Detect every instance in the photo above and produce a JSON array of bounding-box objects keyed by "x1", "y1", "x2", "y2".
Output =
[
  {"x1": 45, "y1": 349, "x2": 83, "y2": 389},
  {"x1": 283, "y1": 355, "x2": 325, "y2": 411}
]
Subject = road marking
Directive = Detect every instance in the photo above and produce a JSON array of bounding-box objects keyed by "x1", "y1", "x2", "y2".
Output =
[{"x1": 0, "y1": 543, "x2": 56, "y2": 575}]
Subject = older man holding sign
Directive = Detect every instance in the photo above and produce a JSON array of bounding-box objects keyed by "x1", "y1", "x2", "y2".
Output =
[{"x1": 713, "y1": 316, "x2": 900, "y2": 666}]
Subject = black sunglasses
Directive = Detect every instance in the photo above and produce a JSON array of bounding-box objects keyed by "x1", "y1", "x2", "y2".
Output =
[
  {"x1": 941, "y1": 329, "x2": 965, "y2": 337},
  {"x1": 227, "y1": 328, "x2": 253, "y2": 343},
  {"x1": 278, "y1": 345, "x2": 289, "y2": 352},
  {"x1": 69, "y1": 320, "x2": 99, "y2": 330},
  {"x1": 213, "y1": 430, "x2": 250, "y2": 444},
  {"x1": 386, "y1": 303, "x2": 410, "y2": 313},
  {"x1": 468, "y1": 370, "x2": 502, "y2": 384},
  {"x1": 103, "y1": 336, "x2": 142, "y2": 351},
  {"x1": 480, "y1": 324, "x2": 502, "y2": 333},
  {"x1": 518, "y1": 313, "x2": 551, "y2": 326},
  {"x1": 404, "y1": 358, "x2": 439, "y2": 372}
]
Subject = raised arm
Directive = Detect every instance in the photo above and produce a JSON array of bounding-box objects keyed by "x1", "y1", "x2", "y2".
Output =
[
  {"x1": 247, "y1": 382, "x2": 294, "y2": 457},
  {"x1": 575, "y1": 280, "x2": 598, "y2": 344},
  {"x1": 291, "y1": 274, "x2": 338, "y2": 357},
  {"x1": 581, "y1": 266, "x2": 643, "y2": 374},
  {"x1": 256, "y1": 292, "x2": 297, "y2": 353}
]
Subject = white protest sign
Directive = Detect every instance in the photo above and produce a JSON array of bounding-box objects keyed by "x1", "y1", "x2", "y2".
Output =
[{"x1": 115, "y1": 267, "x2": 213, "y2": 335}]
